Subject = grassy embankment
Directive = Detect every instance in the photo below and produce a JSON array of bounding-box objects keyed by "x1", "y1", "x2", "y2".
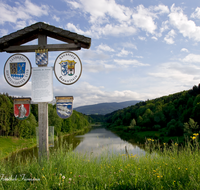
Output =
[
  {"x1": 0, "y1": 137, "x2": 37, "y2": 159},
  {"x1": 0, "y1": 135, "x2": 200, "y2": 190},
  {"x1": 0, "y1": 125, "x2": 92, "y2": 160}
]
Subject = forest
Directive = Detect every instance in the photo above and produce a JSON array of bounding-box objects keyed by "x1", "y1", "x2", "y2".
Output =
[
  {"x1": 105, "y1": 84, "x2": 200, "y2": 143},
  {"x1": 0, "y1": 93, "x2": 91, "y2": 138}
]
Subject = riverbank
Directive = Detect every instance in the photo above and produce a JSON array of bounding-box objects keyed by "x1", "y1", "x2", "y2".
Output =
[
  {"x1": 1, "y1": 138, "x2": 200, "y2": 189},
  {"x1": 0, "y1": 136, "x2": 37, "y2": 159},
  {"x1": 107, "y1": 125, "x2": 185, "y2": 145},
  {"x1": 0, "y1": 125, "x2": 92, "y2": 160}
]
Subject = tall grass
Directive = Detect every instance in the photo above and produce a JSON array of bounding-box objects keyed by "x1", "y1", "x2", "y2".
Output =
[{"x1": 0, "y1": 136, "x2": 200, "y2": 189}]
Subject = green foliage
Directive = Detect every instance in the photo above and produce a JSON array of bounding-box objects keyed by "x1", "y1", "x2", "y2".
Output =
[
  {"x1": 0, "y1": 94, "x2": 91, "y2": 139},
  {"x1": 129, "y1": 118, "x2": 136, "y2": 129},
  {"x1": 184, "y1": 118, "x2": 199, "y2": 136},
  {"x1": 105, "y1": 83, "x2": 200, "y2": 141}
]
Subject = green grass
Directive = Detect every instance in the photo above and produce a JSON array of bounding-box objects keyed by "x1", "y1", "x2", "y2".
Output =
[
  {"x1": 0, "y1": 137, "x2": 37, "y2": 159},
  {"x1": 0, "y1": 136, "x2": 200, "y2": 189}
]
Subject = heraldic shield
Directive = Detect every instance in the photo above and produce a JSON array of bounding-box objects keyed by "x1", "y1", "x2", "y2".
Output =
[
  {"x1": 13, "y1": 98, "x2": 31, "y2": 120},
  {"x1": 35, "y1": 49, "x2": 48, "y2": 66},
  {"x1": 55, "y1": 96, "x2": 73, "y2": 119}
]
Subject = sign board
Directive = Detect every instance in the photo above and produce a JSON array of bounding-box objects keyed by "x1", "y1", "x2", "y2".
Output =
[
  {"x1": 54, "y1": 52, "x2": 82, "y2": 85},
  {"x1": 31, "y1": 67, "x2": 53, "y2": 102},
  {"x1": 13, "y1": 98, "x2": 31, "y2": 120},
  {"x1": 4, "y1": 54, "x2": 32, "y2": 87},
  {"x1": 55, "y1": 96, "x2": 73, "y2": 119}
]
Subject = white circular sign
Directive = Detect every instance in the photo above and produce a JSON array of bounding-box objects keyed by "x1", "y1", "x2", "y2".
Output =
[
  {"x1": 54, "y1": 52, "x2": 82, "y2": 85},
  {"x1": 4, "y1": 54, "x2": 32, "y2": 87}
]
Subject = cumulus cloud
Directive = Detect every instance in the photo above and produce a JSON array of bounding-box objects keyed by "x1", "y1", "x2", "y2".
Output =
[
  {"x1": 148, "y1": 62, "x2": 200, "y2": 85},
  {"x1": 66, "y1": 22, "x2": 137, "y2": 38},
  {"x1": 152, "y1": 4, "x2": 169, "y2": 14},
  {"x1": 132, "y1": 5, "x2": 157, "y2": 34},
  {"x1": 0, "y1": 0, "x2": 48, "y2": 25},
  {"x1": 169, "y1": 4, "x2": 200, "y2": 41},
  {"x1": 181, "y1": 54, "x2": 200, "y2": 63},
  {"x1": 151, "y1": 36, "x2": 158, "y2": 40},
  {"x1": 96, "y1": 43, "x2": 115, "y2": 52},
  {"x1": 138, "y1": 36, "x2": 146, "y2": 41},
  {"x1": 53, "y1": 81, "x2": 147, "y2": 107},
  {"x1": 83, "y1": 60, "x2": 116, "y2": 73},
  {"x1": 114, "y1": 59, "x2": 149, "y2": 67},
  {"x1": 164, "y1": 29, "x2": 176, "y2": 44},
  {"x1": 180, "y1": 48, "x2": 189, "y2": 53},
  {"x1": 65, "y1": 0, "x2": 132, "y2": 24},
  {"x1": 122, "y1": 42, "x2": 137, "y2": 49},
  {"x1": 117, "y1": 48, "x2": 133, "y2": 57},
  {"x1": 191, "y1": 7, "x2": 200, "y2": 19},
  {"x1": 52, "y1": 15, "x2": 60, "y2": 22},
  {"x1": 0, "y1": 29, "x2": 8, "y2": 37}
]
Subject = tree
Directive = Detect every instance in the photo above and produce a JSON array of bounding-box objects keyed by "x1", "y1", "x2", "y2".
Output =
[
  {"x1": 184, "y1": 118, "x2": 199, "y2": 136},
  {"x1": 129, "y1": 118, "x2": 136, "y2": 129}
]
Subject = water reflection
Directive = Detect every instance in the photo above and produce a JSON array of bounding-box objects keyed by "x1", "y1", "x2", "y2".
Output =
[
  {"x1": 74, "y1": 127, "x2": 145, "y2": 157},
  {"x1": 6, "y1": 127, "x2": 145, "y2": 163}
]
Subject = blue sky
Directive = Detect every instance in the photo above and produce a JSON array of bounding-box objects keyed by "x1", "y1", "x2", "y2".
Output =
[{"x1": 0, "y1": 0, "x2": 200, "y2": 107}]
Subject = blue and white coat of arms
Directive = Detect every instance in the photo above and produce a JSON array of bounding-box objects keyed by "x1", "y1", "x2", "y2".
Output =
[
  {"x1": 56, "y1": 96, "x2": 73, "y2": 119},
  {"x1": 36, "y1": 49, "x2": 48, "y2": 66}
]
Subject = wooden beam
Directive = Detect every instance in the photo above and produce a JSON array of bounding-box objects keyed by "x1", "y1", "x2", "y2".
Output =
[{"x1": 4, "y1": 43, "x2": 81, "y2": 53}]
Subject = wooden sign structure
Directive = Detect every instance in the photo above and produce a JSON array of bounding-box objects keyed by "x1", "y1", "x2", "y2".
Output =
[{"x1": 0, "y1": 22, "x2": 91, "y2": 159}]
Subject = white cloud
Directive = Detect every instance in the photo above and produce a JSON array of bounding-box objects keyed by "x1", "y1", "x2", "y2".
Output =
[
  {"x1": 53, "y1": 15, "x2": 60, "y2": 22},
  {"x1": 158, "y1": 20, "x2": 169, "y2": 37},
  {"x1": 66, "y1": 22, "x2": 137, "y2": 38},
  {"x1": 169, "y1": 4, "x2": 200, "y2": 41},
  {"x1": 138, "y1": 36, "x2": 146, "y2": 41},
  {"x1": 180, "y1": 48, "x2": 189, "y2": 53},
  {"x1": 132, "y1": 5, "x2": 157, "y2": 34},
  {"x1": 122, "y1": 42, "x2": 137, "y2": 49},
  {"x1": 96, "y1": 43, "x2": 115, "y2": 52},
  {"x1": 117, "y1": 48, "x2": 132, "y2": 57},
  {"x1": 114, "y1": 59, "x2": 150, "y2": 67},
  {"x1": 135, "y1": 56, "x2": 143, "y2": 59},
  {"x1": 82, "y1": 59, "x2": 117, "y2": 73},
  {"x1": 65, "y1": 0, "x2": 132, "y2": 24},
  {"x1": 54, "y1": 81, "x2": 145, "y2": 107},
  {"x1": 0, "y1": 29, "x2": 8, "y2": 37},
  {"x1": 66, "y1": 23, "x2": 92, "y2": 36},
  {"x1": 0, "y1": 0, "x2": 48, "y2": 25},
  {"x1": 181, "y1": 54, "x2": 200, "y2": 63},
  {"x1": 151, "y1": 36, "x2": 158, "y2": 40},
  {"x1": 148, "y1": 62, "x2": 200, "y2": 84},
  {"x1": 164, "y1": 29, "x2": 176, "y2": 44},
  {"x1": 191, "y1": 7, "x2": 200, "y2": 19},
  {"x1": 152, "y1": 4, "x2": 169, "y2": 14}
]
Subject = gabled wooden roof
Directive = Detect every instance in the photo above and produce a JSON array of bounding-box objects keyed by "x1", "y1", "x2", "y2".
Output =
[{"x1": 0, "y1": 22, "x2": 91, "y2": 52}]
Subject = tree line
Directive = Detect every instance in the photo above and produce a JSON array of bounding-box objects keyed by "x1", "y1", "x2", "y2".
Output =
[
  {"x1": 105, "y1": 84, "x2": 200, "y2": 141},
  {"x1": 0, "y1": 93, "x2": 91, "y2": 138}
]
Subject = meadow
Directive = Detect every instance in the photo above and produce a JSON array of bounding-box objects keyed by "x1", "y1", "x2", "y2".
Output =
[
  {"x1": 0, "y1": 137, "x2": 37, "y2": 159},
  {"x1": 0, "y1": 135, "x2": 200, "y2": 190}
]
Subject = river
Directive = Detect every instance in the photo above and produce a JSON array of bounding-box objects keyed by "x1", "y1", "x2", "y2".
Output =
[{"x1": 7, "y1": 126, "x2": 146, "y2": 163}]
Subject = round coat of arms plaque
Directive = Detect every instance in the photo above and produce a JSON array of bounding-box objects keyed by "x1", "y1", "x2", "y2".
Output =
[
  {"x1": 54, "y1": 52, "x2": 82, "y2": 85},
  {"x1": 4, "y1": 54, "x2": 32, "y2": 87}
]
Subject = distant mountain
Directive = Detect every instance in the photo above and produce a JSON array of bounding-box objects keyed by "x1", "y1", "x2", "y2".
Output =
[{"x1": 74, "y1": 100, "x2": 141, "y2": 115}]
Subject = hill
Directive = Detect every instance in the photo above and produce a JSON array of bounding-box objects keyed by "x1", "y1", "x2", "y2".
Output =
[
  {"x1": 105, "y1": 84, "x2": 200, "y2": 143},
  {"x1": 74, "y1": 100, "x2": 141, "y2": 115}
]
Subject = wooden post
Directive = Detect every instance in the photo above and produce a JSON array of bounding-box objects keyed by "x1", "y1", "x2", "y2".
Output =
[
  {"x1": 38, "y1": 34, "x2": 49, "y2": 159},
  {"x1": 38, "y1": 102, "x2": 49, "y2": 159}
]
